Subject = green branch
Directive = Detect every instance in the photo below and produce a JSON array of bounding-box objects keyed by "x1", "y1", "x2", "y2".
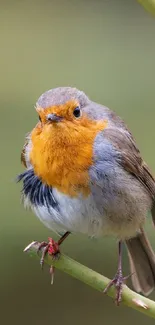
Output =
[
  {"x1": 137, "y1": 0, "x2": 155, "y2": 15},
  {"x1": 25, "y1": 241, "x2": 155, "y2": 319}
]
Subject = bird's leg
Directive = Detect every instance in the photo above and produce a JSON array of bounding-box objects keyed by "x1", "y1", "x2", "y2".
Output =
[
  {"x1": 37, "y1": 231, "x2": 70, "y2": 282},
  {"x1": 103, "y1": 241, "x2": 128, "y2": 305}
]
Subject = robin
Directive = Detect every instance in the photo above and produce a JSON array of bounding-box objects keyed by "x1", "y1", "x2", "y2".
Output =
[{"x1": 18, "y1": 87, "x2": 155, "y2": 305}]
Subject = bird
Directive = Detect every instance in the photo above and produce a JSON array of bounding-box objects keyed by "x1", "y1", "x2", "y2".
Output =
[{"x1": 17, "y1": 86, "x2": 155, "y2": 305}]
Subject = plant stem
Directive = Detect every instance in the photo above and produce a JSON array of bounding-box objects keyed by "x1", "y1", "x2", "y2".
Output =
[
  {"x1": 25, "y1": 241, "x2": 155, "y2": 319},
  {"x1": 137, "y1": 0, "x2": 155, "y2": 15}
]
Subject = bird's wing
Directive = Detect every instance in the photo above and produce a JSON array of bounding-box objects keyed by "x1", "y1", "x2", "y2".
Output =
[
  {"x1": 21, "y1": 132, "x2": 31, "y2": 167},
  {"x1": 103, "y1": 127, "x2": 155, "y2": 198},
  {"x1": 103, "y1": 127, "x2": 155, "y2": 223}
]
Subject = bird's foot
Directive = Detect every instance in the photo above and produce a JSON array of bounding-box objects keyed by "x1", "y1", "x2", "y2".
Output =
[
  {"x1": 37, "y1": 232, "x2": 70, "y2": 284},
  {"x1": 37, "y1": 237, "x2": 60, "y2": 269},
  {"x1": 103, "y1": 270, "x2": 129, "y2": 306},
  {"x1": 37, "y1": 237, "x2": 60, "y2": 284}
]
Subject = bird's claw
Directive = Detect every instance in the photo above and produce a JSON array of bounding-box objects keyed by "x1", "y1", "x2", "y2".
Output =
[
  {"x1": 36, "y1": 232, "x2": 70, "y2": 284},
  {"x1": 37, "y1": 237, "x2": 60, "y2": 269},
  {"x1": 50, "y1": 265, "x2": 55, "y2": 285},
  {"x1": 103, "y1": 271, "x2": 130, "y2": 306}
]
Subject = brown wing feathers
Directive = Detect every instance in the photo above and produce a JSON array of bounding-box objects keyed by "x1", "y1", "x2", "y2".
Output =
[
  {"x1": 21, "y1": 133, "x2": 30, "y2": 168},
  {"x1": 103, "y1": 127, "x2": 155, "y2": 223}
]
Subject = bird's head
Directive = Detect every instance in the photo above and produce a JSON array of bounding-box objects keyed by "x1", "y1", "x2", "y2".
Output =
[{"x1": 37, "y1": 99, "x2": 87, "y2": 129}]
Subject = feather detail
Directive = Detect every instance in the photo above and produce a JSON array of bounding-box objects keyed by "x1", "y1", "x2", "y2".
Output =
[{"x1": 17, "y1": 169, "x2": 59, "y2": 211}]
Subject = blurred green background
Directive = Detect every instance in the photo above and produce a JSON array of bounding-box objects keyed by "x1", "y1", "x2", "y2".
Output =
[{"x1": 0, "y1": 0, "x2": 155, "y2": 324}]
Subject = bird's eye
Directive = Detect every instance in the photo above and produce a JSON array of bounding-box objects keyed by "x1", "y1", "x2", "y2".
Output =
[
  {"x1": 73, "y1": 106, "x2": 81, "y2": 118},
  {"x1": 39, "y1": 116, "x2": 41, "y2": 122}
]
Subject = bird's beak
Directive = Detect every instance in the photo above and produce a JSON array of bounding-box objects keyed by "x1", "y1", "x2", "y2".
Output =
[{"x1": 46, "y1": 114, "x2": 63, "y2": 123}]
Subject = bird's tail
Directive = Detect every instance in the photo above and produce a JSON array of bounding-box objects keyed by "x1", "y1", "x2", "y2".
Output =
[{"x1": 125, "y1": 229, "x2": 155, "y2": 296}]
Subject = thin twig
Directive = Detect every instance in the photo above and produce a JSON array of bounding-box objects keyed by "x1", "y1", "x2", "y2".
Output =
[
  {"x1": 137, "y1": 0, "x2": 155, "y2": 15},
  {"x1": 24, "y1": 241, "x2": 155, "y2": 319}
]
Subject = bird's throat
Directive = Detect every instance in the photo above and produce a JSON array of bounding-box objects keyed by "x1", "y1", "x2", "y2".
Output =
[{"x1": 30, "y1": 119, "x2": 107, "y2": 197}]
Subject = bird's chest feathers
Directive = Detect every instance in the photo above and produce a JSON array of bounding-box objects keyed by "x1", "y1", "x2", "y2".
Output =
[{"x1": 30, "y1": 120, "x2": 106, "y2": 196}]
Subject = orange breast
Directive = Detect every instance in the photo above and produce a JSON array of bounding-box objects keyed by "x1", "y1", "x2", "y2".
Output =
[{"x1": 30, "y1": 118, "x2": 107, "y2": 197}]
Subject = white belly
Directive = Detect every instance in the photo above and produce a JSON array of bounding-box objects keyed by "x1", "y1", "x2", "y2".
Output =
[
  {"x1": 31, "y1": 186, "x2": 148, "y2": 240},
  {"x1": 32, "y1": 188, "x2": 105, "y2": 237}
]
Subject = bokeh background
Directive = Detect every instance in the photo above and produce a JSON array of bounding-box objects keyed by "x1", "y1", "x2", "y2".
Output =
[{"x1": 1, "y1": 0, "x2": 155, "y2": 324}]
